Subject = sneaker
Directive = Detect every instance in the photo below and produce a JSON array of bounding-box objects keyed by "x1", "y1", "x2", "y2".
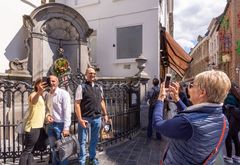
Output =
[
  {"x1": 232, "y1": 155, "x2": 240, "y2": 163},
  {"x1": 87, "y1": 158, "x2": 99, "y2": 165},
  {"x1": 223, "y1": 156, "x2": 233, "y2": 164}
]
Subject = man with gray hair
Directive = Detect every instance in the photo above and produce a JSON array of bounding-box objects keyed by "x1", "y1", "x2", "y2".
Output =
[
  {"x1": 75, "y1": 67, "x2": 109, "y2": 165},
  {"x1": 45, "y1": 75, "x2": 71, "y2": 165}
]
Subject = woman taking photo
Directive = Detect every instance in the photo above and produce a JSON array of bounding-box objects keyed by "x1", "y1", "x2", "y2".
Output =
[
  {"x1": 153, "y1": 70, "x2": 231, "y2": 165},
  {"x1": 19, "y1": 78, "x2": 46, "y2": 165}
]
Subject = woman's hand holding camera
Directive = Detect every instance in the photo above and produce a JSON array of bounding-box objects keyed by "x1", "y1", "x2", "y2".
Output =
[
  {"x1": 169, "y1": 82, "x2": 180, "y2": 102},
  {"x1": 37, "y1": 82, "x2": 47, "y2": 95},
  {"x1": 158, "y1": 81, "x2": 180, "y2": 102}
]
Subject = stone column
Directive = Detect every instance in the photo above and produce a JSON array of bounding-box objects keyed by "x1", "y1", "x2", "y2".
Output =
[{"x1": 135, "y1": 55, "x2": 150, "y2": 129}]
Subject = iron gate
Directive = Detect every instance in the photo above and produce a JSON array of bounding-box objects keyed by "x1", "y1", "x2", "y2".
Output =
[{"x1": 0, "y1": 72, "x2": 140, "y2": 163}]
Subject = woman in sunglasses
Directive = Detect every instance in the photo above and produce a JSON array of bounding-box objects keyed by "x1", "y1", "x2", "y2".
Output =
[{"x1": 153, "y1": 70, "x2": 231, "y2": 165}]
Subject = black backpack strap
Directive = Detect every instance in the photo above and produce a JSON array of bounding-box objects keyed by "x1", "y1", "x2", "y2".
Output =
[{"x1": 149, "y1": 87, "x2": 159, "y2": 105}]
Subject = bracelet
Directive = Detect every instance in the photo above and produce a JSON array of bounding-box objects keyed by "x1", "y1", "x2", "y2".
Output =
[{"x1": 102, "y1": 114, "x2": 108, "y2": 116}]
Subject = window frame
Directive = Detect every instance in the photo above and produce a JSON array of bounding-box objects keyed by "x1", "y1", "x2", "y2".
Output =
[{"x1": 115, "y1": 24, "x2": 143, "y2": 63}]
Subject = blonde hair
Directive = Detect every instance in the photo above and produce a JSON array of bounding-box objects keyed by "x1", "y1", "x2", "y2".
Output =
[{"x1": 194, "y1": 70, "x2": 231, "y2": 103}]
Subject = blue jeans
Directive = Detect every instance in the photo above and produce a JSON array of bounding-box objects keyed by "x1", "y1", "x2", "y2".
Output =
[
  {"x1": 148, "y1": 108, "x2": 161, "y2": 139},
  {"x1": 47, "y1": 122, "x2": 68, "y2": 165},
  {"x1": 78, "y1": 117, "x2": 101, "y2": 165}
]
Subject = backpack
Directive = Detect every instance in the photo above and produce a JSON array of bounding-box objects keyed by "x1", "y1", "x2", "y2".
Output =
[{"x1": 149, "y1": 88, "x2": 159, "y2": 109}]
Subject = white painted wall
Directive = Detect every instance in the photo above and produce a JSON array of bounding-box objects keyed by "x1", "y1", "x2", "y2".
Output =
[
  {"x1": 0, "y1": 0, "x2": 40, "y2": 73},
  {"x1": 56, "y1": 0, "x2": 160, "y2": 80},
  {"x1": 0, "y1": 0, "x2": 164, "y2": 85}
]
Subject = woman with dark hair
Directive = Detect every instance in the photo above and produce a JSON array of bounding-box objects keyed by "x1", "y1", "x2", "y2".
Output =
[
  {"x1": 19, "y1": 78, "x2": 47, "y2": 165},
  {"x1": 223, "y1": 82, "x2": 240, "y2": 163}
]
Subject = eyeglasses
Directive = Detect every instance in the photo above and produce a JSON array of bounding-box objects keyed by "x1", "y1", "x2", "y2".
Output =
[{"x1": 188, "y1": 81, "x2": 196, "y2": 89}]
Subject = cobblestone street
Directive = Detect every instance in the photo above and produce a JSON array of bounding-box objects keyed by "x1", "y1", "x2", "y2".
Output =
[
  {"x1": 1, "y1": 128, "x2": 239, "y2": 165},
  {"x1": 0, "y1": 129, "x2": 166, "y2": 165},
  {"x1": 97, "y1": 130, "x2": 166, "y2": 165}
]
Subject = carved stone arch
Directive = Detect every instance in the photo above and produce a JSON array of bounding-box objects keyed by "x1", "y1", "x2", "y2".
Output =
[
  {"x1": 23, "y1": 3, "x2": 92, "y2": 81},
  {"x1": 29, "y1": 3, "x2": 92, "y2": 42}
]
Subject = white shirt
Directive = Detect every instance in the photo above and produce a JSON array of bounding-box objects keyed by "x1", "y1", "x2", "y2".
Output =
[{"x1": 46, "y1": 87, "x2": 71, "y2": 130}]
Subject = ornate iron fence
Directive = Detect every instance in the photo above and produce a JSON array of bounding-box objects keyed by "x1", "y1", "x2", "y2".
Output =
[{"x1": 0, "y1": 72, "x2": 140, "y2": 163}]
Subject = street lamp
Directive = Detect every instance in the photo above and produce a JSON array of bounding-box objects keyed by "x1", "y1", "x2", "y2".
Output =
[{"x1": 135, "y1": 54, "x2": 149, "y2": 82}]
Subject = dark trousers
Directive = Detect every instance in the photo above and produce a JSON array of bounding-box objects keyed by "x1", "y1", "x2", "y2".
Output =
[
  {"x1": 19, "y1": 128, "x2": 41, "y2": 165},
  {"x1": 225, "y1": 109, "x2": 240, "y2": 157},
  {"x1": 147, "y1": 107, "x2": 161, "y2": 139}
]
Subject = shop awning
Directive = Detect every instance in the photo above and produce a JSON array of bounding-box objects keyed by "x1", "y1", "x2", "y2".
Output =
[{"x1": 161, "y1": 30, "x2": 193, "y2": 77}]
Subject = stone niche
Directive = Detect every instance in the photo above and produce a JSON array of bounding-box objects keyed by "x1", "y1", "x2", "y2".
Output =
[{"x1": 21, "y1": 3, "x2": 93, "y2": 81}]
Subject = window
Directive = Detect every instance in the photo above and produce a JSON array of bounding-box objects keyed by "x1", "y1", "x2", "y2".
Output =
[{"x1": 117, "y1": 25, "x2": 142, "y2": 59}]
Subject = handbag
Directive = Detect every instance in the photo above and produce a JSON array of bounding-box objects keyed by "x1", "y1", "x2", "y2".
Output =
[{"x1": 55, "y1": 134, "x2": 80, "y2": 161}]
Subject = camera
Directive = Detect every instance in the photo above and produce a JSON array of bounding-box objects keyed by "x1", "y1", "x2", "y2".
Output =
[
  {"x1": 165, "y1": 74, "x2": 172, "y2": 88},
  {"x1": 42, "y1": 77, "x2": 51, "y2": 87}
]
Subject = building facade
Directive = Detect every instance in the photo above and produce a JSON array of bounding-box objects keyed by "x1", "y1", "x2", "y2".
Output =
[
  {"x1": 185, "y1": 35, "x2": 209, "y2": 79},
  {"x1": 185, "y1": 0, "x2": 240, "y2": 86},
  {"x1": 56, "y1": 0, "x2": 162, "y2": 81},
  {"x1": 0, "y1": 0, "x2": 178, "y2": 90},
  {"x1": 218, "y1": 0, "x2": 240, "y2": 84}
]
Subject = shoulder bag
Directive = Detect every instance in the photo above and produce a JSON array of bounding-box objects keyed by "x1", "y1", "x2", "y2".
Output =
[{"x1": 55, "y1": 134, "x2": 80, "y2": 161}]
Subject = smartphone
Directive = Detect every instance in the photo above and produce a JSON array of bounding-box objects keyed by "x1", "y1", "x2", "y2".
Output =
[
  {"x1": 165, "y1": 74, "x2": 172, "y2": 88},
  {"x1": 43, "y1": 77, "x2": 51, "y2": 87}
]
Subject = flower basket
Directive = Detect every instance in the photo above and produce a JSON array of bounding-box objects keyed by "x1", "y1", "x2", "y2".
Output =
[{"x1": 53, "y1": 58, "x2": 71, "y2": 76}]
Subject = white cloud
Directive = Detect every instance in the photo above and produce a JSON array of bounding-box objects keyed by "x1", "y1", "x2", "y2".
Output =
[{"x1": 174, "y1": 0, "x2": 227, "y2": 52}]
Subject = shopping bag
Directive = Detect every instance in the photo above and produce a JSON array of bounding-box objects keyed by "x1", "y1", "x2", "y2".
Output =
[
  {"x1": 55, "y1": 134, "x2": 80, "y2": 161},
  {"x1": 100, "y1": 118, "x2": 114, "y2": 140},
  {"x1": 16, "y1": 121, "x2": 24, "y2": 134}
]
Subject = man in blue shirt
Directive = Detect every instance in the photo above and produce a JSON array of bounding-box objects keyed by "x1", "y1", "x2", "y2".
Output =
[{"x1": 145, "y1": 78, "x2": 161, "y2": 139}]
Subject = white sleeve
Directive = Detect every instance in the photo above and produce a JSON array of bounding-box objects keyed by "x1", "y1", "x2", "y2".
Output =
[
  {"x1": 63, "y1": 91, "x2": 71, "y2": 130},
  {"x1": 75, "y1": 85, "x2": 82, "y2": 101}
]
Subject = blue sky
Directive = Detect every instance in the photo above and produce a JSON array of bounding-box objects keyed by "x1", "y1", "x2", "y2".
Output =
[{"x1": 174, "y1": 0, "x2": 227, "y2": 53}]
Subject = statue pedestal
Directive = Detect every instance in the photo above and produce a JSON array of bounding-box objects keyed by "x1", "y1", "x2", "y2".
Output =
[
  {"x1": 0, "y1": 72, "x2": 32, "y2": 83},
  {"x1": 6, "y1": 69, "x2": 30, "y2": 75}
]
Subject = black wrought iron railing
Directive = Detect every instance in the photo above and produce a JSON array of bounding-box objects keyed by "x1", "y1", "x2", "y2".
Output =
[{"x1": 0, "y1": 72, "x2": 140, "y2": 163}]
